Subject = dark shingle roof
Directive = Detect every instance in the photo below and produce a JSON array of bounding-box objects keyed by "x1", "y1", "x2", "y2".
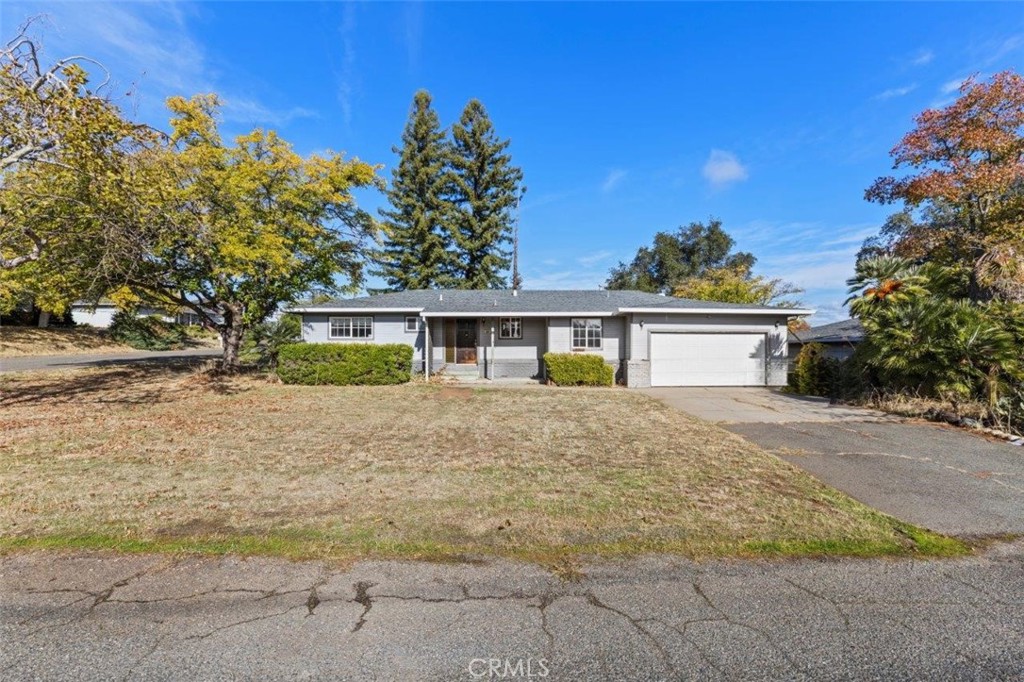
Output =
[
  {"x1": 789, "y1": 318, "x2": 864, "y2": 344},
  {"x1": 292, "y1": 289, "x2": 805, "y2": 315}
]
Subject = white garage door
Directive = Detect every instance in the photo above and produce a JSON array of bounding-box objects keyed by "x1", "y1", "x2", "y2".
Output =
[{"x1": 650, "y1": 332, "x2": 767, "y2": 386}]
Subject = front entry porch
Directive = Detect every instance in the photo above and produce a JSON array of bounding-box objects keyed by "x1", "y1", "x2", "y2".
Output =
[{"x1": 424, "y1": 316, "x2": 545, "y2": 381}]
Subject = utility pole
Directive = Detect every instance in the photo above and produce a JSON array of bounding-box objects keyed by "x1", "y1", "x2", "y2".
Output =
[{"x1": 511, "y1": 187, "x2": 526, "y2": 290}]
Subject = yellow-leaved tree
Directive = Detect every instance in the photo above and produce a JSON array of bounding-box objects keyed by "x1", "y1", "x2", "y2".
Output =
[
  {"x1": 0, "y1": 26, "x2": 159, "y2": 316},
  {"x1": 113, "y1": 95, "x2": 380, "y2": 370}
]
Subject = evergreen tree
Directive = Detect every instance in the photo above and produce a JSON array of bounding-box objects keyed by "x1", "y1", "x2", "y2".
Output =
[
  {"x1": 446, "y1": 99, "x2": 524, "y2": 289},
  {"x1": 374, "y1": 90, "x2": 454, "y2": 290}
]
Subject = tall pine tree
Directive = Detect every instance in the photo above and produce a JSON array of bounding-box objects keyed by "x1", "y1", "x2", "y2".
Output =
[
  {"x1": 374, "y1": 90, "x2": 454, "y2": 290},
  {"x1": 446, "y1": 99, "x2": 524, "y2": 289}
]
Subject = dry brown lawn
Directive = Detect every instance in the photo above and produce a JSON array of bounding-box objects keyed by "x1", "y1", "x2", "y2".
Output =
[
  {"x1": 0, "y1": 365, "x2": 964, "y2": 563},
  {"x1": 0, "y1": 326, "x2": 131, "y2": 357}
]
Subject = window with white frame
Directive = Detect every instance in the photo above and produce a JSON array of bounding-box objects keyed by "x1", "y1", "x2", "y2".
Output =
[
  {"x1": 499, "y1": 317, "x2": 522, "y2": 339},
  {"x1": 571, "y1": 318, "x2": 602, "y2": 349},
  {"x1": 405, "y1": 316, "x2": 420, "y2": 332},
  {"x1": 329, "y1": 316, "x2": 373, "y2": 339}
]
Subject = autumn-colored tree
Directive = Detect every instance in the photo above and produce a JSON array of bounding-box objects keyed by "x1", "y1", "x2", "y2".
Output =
[
  {"x1": 0, "y1": 26, "x2": 152, "y2": 273},
  {"x1": 104, "y1": 95, "x2": 379, "y2": 370},
  {"x1": 865, "y1": 71, "x2": 1024, "y2": 301},
  {"x1": 674, "y1": 265, "x2": 802, "y2": 307},
  {"x1": 0, "y1": 27, "x2": 158, "y2": 318}
]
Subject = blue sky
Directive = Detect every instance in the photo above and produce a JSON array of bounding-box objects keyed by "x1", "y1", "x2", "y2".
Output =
[{"x1": 4, "y1": 2, "x2": 1024, "y2": 321}]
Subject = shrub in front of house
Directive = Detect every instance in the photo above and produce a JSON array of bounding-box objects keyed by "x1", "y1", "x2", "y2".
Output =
[
  {"x1": 108, "y1": 311, "x2": 189, "y2": 351},
  {"x1": 543, "y1": 352, "x2": 614, "y2": 387},
  {"x1": 277, "y1": 342, "x2": 413, "y2": 385},
  {"x1": 791, "y1": 342, "x2": 865, "y2": 400}
]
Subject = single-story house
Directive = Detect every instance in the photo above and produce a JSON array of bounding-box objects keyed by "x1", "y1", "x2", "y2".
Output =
[
  {"x1": 288, "y1": 289, "x2": 813, "y2": 388},
  {"x1": 71, "y1": 300, "x2": 209, "y2": 328},
  {"x1": 788, "y1": 318, "x2": 864, "y2": 361}
]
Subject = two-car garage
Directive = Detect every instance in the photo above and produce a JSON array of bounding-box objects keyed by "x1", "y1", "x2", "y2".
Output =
[{"x1": 648, "y1": 332, "x2": 768, "y2": 387}]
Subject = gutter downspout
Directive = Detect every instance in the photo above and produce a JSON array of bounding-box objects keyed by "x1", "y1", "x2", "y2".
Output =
[
  {"x1": 489, "y1": 320, "x2": 495, "y2": 380},
  {"x1": 424, "y1": 316, "x2": 430, "y2": 379}
]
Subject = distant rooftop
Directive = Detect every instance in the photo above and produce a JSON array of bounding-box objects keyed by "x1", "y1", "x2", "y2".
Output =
[{"x1": 789, "y1": 317, "x2": 864, "y2": 344}]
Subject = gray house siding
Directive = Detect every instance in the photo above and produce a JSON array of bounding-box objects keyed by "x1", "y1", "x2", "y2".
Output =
[
  {"x1": 546, "y1": 316, "x2": 625, "y2": 381},
  {"x1": 300, "y1": 313, "x2": 428, "y2": 371},
  {"x1": 474, "y1": 316, "x2": 547, "y2": 378}
]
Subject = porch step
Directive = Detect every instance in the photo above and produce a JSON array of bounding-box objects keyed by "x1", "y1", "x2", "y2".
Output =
[{"x1": 441, "y1": 364, "x2": 481, "y2": 380}]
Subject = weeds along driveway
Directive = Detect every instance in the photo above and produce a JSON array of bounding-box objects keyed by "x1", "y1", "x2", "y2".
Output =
[
  {"x1": 729, "y1": 419, "x2": 1024, "y2": 538},
  {"x1": 643, "y1": 388, "x2": 1024, "y2": 538},
  {"x1": 0, "y1": 365, "x2": 962, "y2": 561}
]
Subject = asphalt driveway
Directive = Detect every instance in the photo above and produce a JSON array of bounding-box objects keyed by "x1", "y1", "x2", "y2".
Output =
[{"x1": 645, "y1": 387, "x2": 1024, "y2": 538}]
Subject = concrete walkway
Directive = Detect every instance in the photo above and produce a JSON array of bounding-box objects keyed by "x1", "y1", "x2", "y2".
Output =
[
  {"x1": 0, "y1": 348, "x2": 222, "y2": 374},
  {"x1": 640, "y1": 387, "x2": 893, "y2": 423},
  {"x1": 3, "y1": 545, "x2": 1023, "y2": 681}
]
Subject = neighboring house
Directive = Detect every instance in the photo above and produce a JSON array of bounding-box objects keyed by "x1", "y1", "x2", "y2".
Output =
[
  {"x1": 788, "y1": 318, "x2": 864, "y2": 362},
  {"x1": 288, "y1": 289, "x2": 813, "y2": 388},
  {"x1": 71, "y1": 300, "x2": 212, "y2": 328}
]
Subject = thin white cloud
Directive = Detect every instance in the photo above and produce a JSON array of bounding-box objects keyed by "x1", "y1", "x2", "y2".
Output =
[
  {"x1": 940, "y1": 76, "x2": 972, "y2": 95},
  {"x1": 803, "y1": 301, "x2": 851, "y2": 325},
  {"x1": 4, "y1": 1, "x2": 318, "y2": 128},
  {"x1": 978, "y1": 33, "x2": 1023, "y2": 67},
  {"x1": 402, "y1": 1, "x2": 424, "y2": 72},
  {"x1": 910, "y1": 49, "x2": 934, "y2": 67},
  {"x1": 221, "y1": 97, "x2": 318, "y2": 127},
  {"x1": 523, "y1": 269, "x2": 607, "y2": 290},
  {"x1": 336, "y1": 1, "x2": 358, "y2": 126},
  {"x1": 701, "y1": 149, "x2": 748, "y2": 187},
  {"x1": 577, "y1": 250, "x2": 613, "y2": 267},
  {"x1": 873, "y1": 84, "x2": 917, "y2": 101},
  {"x1": 601, "y1": 169, "x2": 627, "y2": 193}
]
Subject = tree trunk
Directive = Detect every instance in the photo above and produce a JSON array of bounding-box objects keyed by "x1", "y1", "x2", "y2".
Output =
[
  {"x1": 219, "y1": 304, "x2": 245, "y2": 371},
  {"x1": 37, "y1": 311, "x2": 50, "y2": 328}
]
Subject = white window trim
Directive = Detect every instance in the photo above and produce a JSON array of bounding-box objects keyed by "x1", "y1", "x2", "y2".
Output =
[
  {"x1": 571, "y1": 318, "x2": 603, "y2": 350},
  {"x1": 329, "y1": 315, "x2": 374, "y2": 340},
  {"x1": 499, "y1": 317, "x2": 523, "y2": 340},
  {"x1": 405, "y1": 316, "x2": 421, "y2": 333}
]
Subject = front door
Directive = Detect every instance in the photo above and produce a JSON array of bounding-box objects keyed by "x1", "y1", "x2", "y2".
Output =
[{"x1": 455, "y1": 319, "x2": 477, "y2": 364}]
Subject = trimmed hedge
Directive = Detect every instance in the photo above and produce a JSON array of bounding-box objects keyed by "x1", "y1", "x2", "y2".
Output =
[
  {"x1": 277, "y1": 343, "x2": 413, "y2": 385},
  {"x1": 544, "y1": 352, "x2": 614, "y2": 387}
]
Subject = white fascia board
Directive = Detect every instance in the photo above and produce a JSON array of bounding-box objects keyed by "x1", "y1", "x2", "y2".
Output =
[
  {"x1": 419, "y1": 311, "x2": 616, "y2": 318},
  {"x1": 618, "y1": 307, "x2": 816, "y2": 316},
  {"x1": 287, "y1": 307, "x2": 425, "y2": 314}
]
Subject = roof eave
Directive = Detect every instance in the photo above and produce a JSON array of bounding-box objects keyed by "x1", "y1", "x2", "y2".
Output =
[
  {"x1": 419, "y1": 311, "x2": 616, "y2": 318},
  {"x1": 286, "y1": 307, "x2": 425, "y2": 314},
  {"x1": 617, "y1": 307, "x2": 816, "y2": 315}
]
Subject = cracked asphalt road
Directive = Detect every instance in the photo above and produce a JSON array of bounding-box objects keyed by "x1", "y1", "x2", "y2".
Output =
[
  {"x1": 3, "y1": 546, "x2": 1023, "y2": 681},
  {"x1": 0, "y1": 349, "x2": 221, "y2": 374}
]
